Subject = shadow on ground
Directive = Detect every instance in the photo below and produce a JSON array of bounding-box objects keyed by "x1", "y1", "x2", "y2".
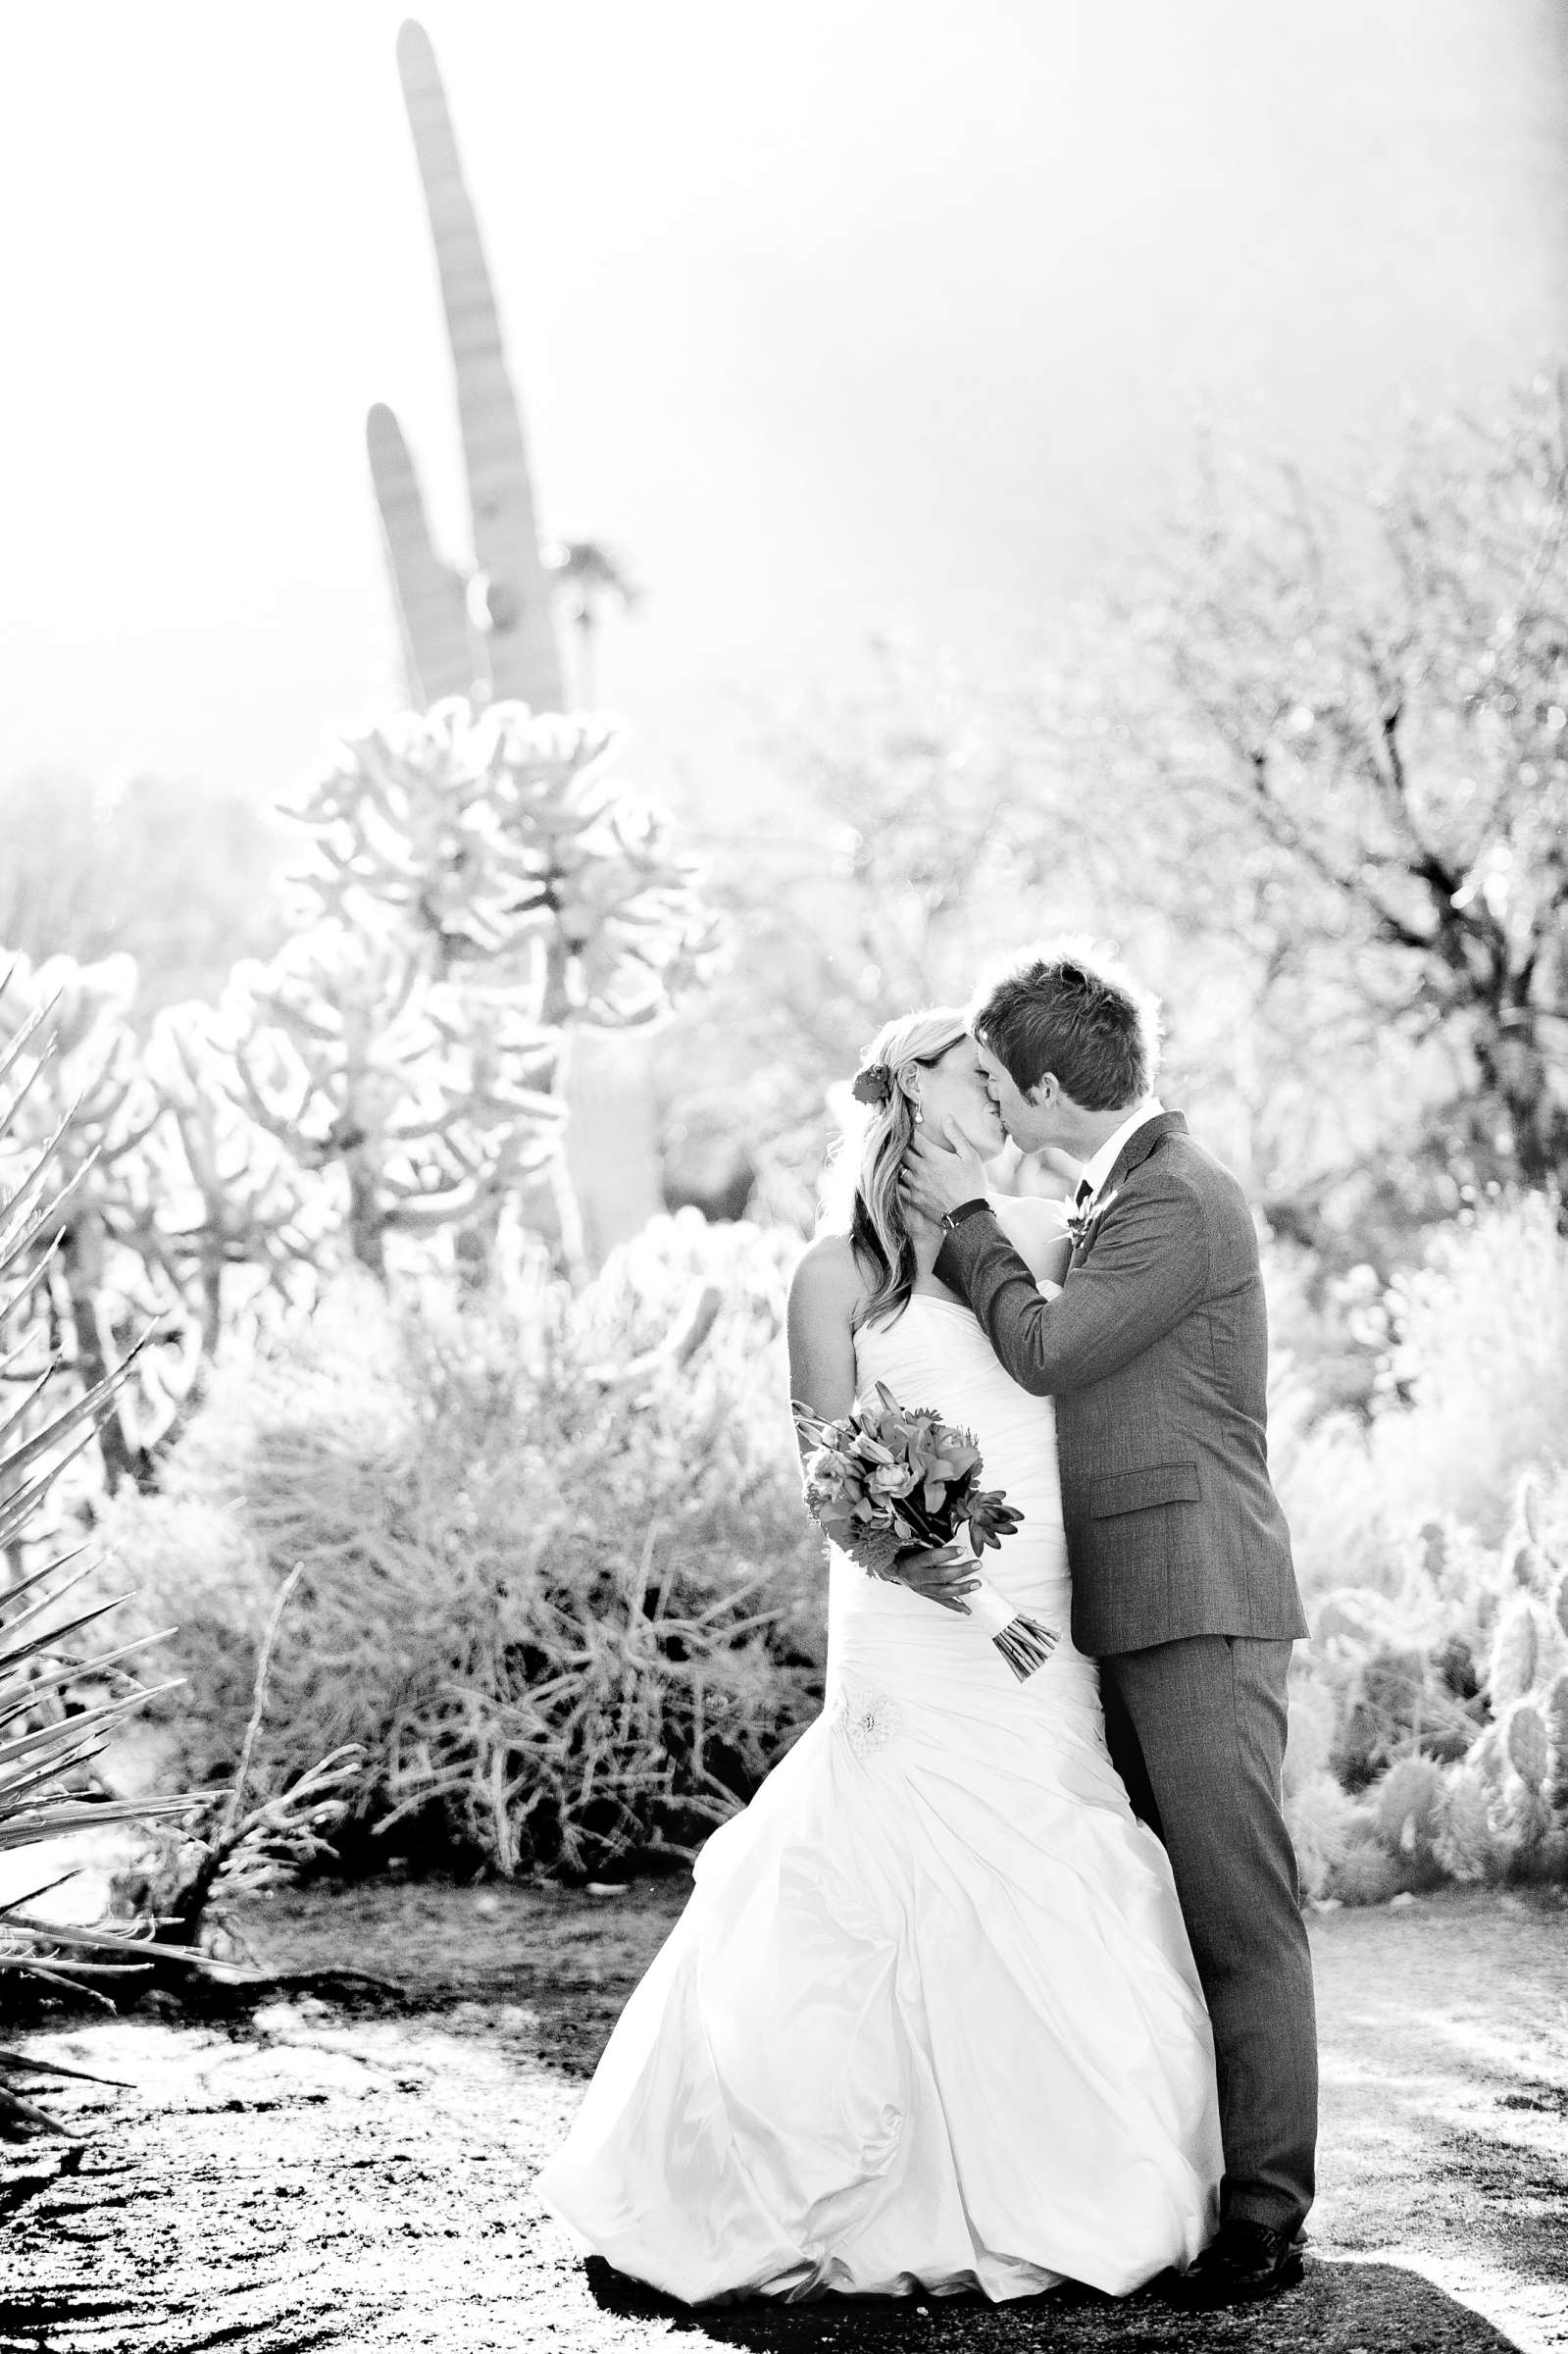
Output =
[
  {"x1": 585, "y1": 2254, "x2": 1525, "y2": 2351},
  {"x1": 220, "y1": 1873, "x2": 693, "y2": 2074},
  {"x1": 0, "y1": 1881, "x2": 1561, "y2": 2352}
]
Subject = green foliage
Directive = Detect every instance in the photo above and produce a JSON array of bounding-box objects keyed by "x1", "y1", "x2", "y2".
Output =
[{"x1": 98, "y1": 1217, "x2": 824, "y2": 1878}]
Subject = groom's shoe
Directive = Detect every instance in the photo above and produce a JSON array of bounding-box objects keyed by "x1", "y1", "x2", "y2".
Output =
[{"x1": 1163, "y1": 2220, "x2": 1305, "y2": 2308}]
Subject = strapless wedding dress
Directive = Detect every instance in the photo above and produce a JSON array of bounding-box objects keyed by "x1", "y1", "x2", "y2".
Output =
[{"x1": 535, "y1": 1292, "x2": 1222, "y2": 2304}]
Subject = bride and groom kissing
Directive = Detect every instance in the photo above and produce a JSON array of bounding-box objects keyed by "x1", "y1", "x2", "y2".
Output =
[{"x1": 538, "y1": 947, "x2": 1318, "y2": 2312}]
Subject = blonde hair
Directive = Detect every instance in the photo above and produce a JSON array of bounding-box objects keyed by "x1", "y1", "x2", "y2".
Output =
[{"x1": 821, "y1": 1005, "x2": 970, "y2": 1330}]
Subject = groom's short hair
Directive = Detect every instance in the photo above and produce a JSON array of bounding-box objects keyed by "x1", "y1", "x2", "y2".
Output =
[{"x1": 973, "y1": 947, "x2": 1157, "y2": 1108}]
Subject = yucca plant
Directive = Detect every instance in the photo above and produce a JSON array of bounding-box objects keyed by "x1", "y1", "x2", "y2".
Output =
[
  {"x1": 115, "y1": 1565, "x2": 365, "y2": 1966},
  {"x1": 0, "y1": 977, "x2": 193, "y2": 2129}
]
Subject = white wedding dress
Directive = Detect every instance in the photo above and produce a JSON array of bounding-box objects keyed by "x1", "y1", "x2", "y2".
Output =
[{"x1": 536, "y1": 1287, "x2": 1222, "y2": 2305}]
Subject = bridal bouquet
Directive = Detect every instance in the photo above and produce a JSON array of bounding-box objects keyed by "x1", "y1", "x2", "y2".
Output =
[{"x1": 791, "y1": 1383, "x2": 1058, "y2": 1681}]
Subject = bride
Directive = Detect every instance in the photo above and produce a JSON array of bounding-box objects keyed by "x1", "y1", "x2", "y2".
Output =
[{"x1": 535, "y1": 1007, "x2": 1222, "y2": 2305}]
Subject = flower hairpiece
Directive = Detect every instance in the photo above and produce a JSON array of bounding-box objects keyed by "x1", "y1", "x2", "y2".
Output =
[{"x1": 850, "y1": 1060, "x2": 894, "y2": 1107}]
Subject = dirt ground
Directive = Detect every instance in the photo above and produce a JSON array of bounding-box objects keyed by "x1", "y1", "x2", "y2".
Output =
[{"x1": 0, "y1": 1879, "x2": 1564, "y2": 2354}]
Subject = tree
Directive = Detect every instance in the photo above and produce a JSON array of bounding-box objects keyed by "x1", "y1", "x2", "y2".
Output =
[
  {"x1": 650, "y1": 650, "x2": 1113, "y2": 1222},
  {"x1": 1084, "y1": 378, "x2": 1568, "y2": 1223},
  {"x1": 544, "y1": 539, "x2": 642, "y2": 709},
  {"x1": 0, "y1": 772, "x2": 289, "y2": 1017}
]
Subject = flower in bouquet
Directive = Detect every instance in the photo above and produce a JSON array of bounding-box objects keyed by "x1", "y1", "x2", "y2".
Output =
[{"x1": 793, "y1": 1383, "x2": 1057, "y2": 1681}]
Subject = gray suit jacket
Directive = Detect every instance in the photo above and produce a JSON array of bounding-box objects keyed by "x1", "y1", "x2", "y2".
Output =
[{"x1": 935, "y1": 1112, "x2": 1307, "y2": 1657}]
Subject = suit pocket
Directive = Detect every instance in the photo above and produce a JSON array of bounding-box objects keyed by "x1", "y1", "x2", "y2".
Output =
[{"x1": 1089, "y1": 1460, "x2": 1200, "y2": 1518}]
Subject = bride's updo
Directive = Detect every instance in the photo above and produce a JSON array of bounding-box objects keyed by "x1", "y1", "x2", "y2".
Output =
[{"x1": 821, "y1": 1005, "x2": 970, "y2": 1331}]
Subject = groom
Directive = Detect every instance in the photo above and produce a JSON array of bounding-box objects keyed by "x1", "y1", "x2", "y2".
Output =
[{"x1": 901, "y1": 947, "x2": 1317, "y2": 2309}]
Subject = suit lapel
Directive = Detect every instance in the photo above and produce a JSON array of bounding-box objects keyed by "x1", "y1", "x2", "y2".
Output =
[
  {"x1": 1067, "y1": 1110, "x2": 1189, "y2": 1272},
  {"x1": 1100, "y1": 1108, "x2": 1189, "y2": 1199}
]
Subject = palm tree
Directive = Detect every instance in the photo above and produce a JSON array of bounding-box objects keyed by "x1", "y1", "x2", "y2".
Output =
[{"x1": 544, "y1": 539, "x2": 642, "y2": 709}]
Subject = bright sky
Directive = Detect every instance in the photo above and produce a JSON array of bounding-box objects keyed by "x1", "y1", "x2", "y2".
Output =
[{"x1": 2, "y1": 0, "x2": 1565, "y2": 809}]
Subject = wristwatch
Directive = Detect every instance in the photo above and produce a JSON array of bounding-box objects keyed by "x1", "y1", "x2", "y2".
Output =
[{"x1": 939, "y1": 1198, "x2": 991, "y2": 1236}]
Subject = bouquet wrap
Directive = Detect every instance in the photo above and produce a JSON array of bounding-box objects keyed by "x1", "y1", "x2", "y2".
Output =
[{"x1": 792, "y1": 1382, "x2": 1058, "y2": 1683}]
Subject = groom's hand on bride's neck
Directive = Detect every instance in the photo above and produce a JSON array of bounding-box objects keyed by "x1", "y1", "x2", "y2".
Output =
[{"x1": 899, "y1": 1119, "x2": 988, "y2": 1226}]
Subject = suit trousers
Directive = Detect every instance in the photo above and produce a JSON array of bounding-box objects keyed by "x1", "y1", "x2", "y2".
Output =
[{"x1": 1098, "y1": 1634, "x2": 1318, "y2": 2236}]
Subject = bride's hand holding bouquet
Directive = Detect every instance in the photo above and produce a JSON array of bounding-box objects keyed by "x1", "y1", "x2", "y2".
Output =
[{"x1": 792, "y1": 1383, "x2": 1058, "y2": 1681}]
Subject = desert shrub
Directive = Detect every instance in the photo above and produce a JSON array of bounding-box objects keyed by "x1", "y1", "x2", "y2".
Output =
[
  {"x1": 1273, "y1": 1198, "x2": 1568, "y2": 1902},
  {"x1": 1375, "y1": 1195, "x2": 1568, "y2": 1542},
  {"x1": 99, "y1": 1215, "x2": 824, "y2": 1878},
  {"x1": 1275, "y1": 1196, "x2": 1568, "y2": 1616}
]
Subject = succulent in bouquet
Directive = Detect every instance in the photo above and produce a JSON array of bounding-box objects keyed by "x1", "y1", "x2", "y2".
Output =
[{"x1": 792, "y1": 1383, "x2": 1057, "y2": 1680}]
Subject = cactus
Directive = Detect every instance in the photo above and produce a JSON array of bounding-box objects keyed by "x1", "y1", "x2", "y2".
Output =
[
  {"x1": 367, "y1": 402, "x2": 478, "y2": 706},
  {"x1": 138, "y1": 1004, "x2": 329, "y2": 1344},
  {"x1": 1545, "y1": 1669, "x2": 1568, "y2": 1818},
  {"x1": 1329, "y1": 1642, "x2": 1430, "y2": 1789},
  {"x1": 291, "y1": 702, "x2": 714, "y2": 1025},
  {"x1": 1435, "y1": 1768, "x2": 1504, "y2": 1884},
  {"x1": 1504, "y1": 1697, "x2": 1550, "y2": 1791},
  {"x1": 1331, "y1": 1836, "x2": 1404, "y2": 1907},
  {"x1": 0, "y1": 954, "x2": 343, "y2": 1489},
  {"x1": 363, "y1": 24, "x2": 682, "y2": 1265},
  {"x1": 218, "y1": 928, "x2": 562, "y2": 1281},
  {"x1": 285, "y1": 699, "x2": 717, "y2": 1274},
  {"x1": 379, "y1": 20, "x2": 563, "y2": 714},
  {"x1": 1488, "y1": 1593, "x2": 1547, "y2": 1709},
  {"x1": 1371, "y1": 1755, "x2": 1446, "y2": 1861},
  {"x1": 0, "y1": 952, "x2": 164, "y2": 1489},
  {"x1": 1283, "y1": 1768, "x2": 1357, "y2": 1904},
  {"x1": 1283, "y1": 1672, "x2": 1337, "y2": 1797}
]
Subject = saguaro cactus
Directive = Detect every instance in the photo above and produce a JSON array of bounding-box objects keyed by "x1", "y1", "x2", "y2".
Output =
[
  {"x1": 366, "y1": 401, "x2": 477, "y2": 707},
  {"x1": 366, "y1": 22, "x2": 668, "y2": 1266},
  {"x1": 374, "y1": 19, "x2": 565, "y2": 713}
]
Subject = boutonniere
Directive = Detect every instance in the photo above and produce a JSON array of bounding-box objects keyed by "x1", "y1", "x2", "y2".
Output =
[{"x1": 1067, "y1": 1187, "x2": 1120, "y2": 1255}]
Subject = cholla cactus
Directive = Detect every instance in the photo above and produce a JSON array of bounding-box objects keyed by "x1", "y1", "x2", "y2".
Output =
[
  {"x1": 0, "y1": 952, "x2": 158, "y2": 1198},
  {"x1": 218, "y1": 927, "x2": 563, "y2": 1279},
  {"x1": 0, "y1": 953, "x2": 165, "y2": 1488},
  {"x1": 292, "y1": 701, "x2": 717, "y2": 1028},
  {"x1": 0, "y1": 960, "x2": 338, "y2": 1490},
  {"x1": 283, "y1": 701, "x2": 718, "y2": 1273},
  {"x1": 133, "y1": 1004, "x2": 330, "y2": 1341}
]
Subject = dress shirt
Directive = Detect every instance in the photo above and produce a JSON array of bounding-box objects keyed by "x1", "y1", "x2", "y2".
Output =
[{"x1": 1074, "y1": 1098, "x2": 1165, "y2": 1213}]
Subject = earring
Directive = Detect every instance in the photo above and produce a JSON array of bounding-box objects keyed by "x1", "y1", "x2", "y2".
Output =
[{"x1": 912, "y1": 1105, "x2": 925, "y2": 1125}]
